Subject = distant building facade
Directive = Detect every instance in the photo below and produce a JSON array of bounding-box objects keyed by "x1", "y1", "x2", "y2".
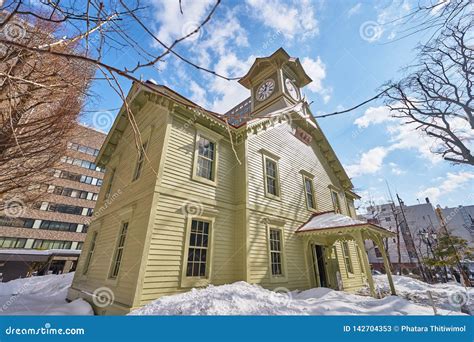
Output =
[
  {"x1": 441, "y1": 205, "x2": 474, "y2": 244},
  {"x1": 0, "y1": 124, "x2": 106, "y2": 281},
  {"x1": 363, "y1": 199, "x2": 474, "y2": 273}
]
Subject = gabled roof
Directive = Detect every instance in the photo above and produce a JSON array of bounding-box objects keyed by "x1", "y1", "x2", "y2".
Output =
[{"x1": 239, "y1": 48, "x2": 312, "y2": 88}]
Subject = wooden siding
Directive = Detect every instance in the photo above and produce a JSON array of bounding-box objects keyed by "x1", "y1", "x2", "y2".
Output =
[
  {"x1": 246, "y1": 121, "x2": 365, "y2": 291},
  {"x1": 138, "y1": 114, "x2": 244, "y2": 305},
  {"x1": 70, "y1": 100, "x2": 169, "y2": 310}
]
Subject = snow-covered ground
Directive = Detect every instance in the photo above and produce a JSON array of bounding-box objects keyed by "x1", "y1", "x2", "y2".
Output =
[
  {"x1": 130, "y1": 279, "x2": 469, "y2": 316},
  {"x1": 0, "y1": 273, "x2": 92, "y2": 315},
  {"x1": 368, "y1": 275, "x2": 474, "y2": 314},
  {"x1": 0, "y1": 272, "x2": 470, "y2": 316}
]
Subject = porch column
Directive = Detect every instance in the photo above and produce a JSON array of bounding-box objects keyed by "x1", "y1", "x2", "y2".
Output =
[
  {"x1": 373, "y1": 236, "x2": 397, "y2": 296},
  {"x1": 353, "y1": 231, "x2": 376, "y2": 297}
]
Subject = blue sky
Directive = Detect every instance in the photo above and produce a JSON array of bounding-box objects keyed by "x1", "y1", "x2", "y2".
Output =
[{"x1": 80, "y1": 0, "x2": 474, "y2": 211}]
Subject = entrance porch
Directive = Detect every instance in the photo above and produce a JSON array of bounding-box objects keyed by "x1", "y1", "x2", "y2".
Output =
[{"x1": 297, "y1": 211, "x2": 397, "y2": 297}]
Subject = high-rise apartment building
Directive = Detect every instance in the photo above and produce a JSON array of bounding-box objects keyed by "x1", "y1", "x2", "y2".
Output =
[{"x1": 0, "y1": 124, "x2": 106, "y2": 281}]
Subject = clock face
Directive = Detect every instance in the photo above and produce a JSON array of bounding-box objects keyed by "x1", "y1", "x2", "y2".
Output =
[
  {"x1": 285, "y1": 78, "x2": 299, "y2": 100},
  {"x1": 256, "y1": 79, "x2": 275, "y2": 102}
]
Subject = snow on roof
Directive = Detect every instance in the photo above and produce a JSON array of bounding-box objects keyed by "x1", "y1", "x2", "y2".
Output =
[
  {"x1": 0, "y1": 249, "x2": 81, "y2": 256},
  {"x1": 296, "y1": 211, "x2": 370, "y2": 232}
]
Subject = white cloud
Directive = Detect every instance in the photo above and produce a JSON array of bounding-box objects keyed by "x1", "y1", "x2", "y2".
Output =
[
  {"x1": 353, "y1": 105, "x2": 445, "y2": 164},
  {"x1": 345, "y1": 147, "x2": 389, "y2": 178},
  {"x1": 301, "y1": 56, "x2": 331, "y2": 103},
  {"x1": 389, "y1": 162, "x2": 405, "y2": 175},
  {"x1": 354, "y1": 105, "x2": 394, "y2": 128},
  {"x1": 189, "y1": 81, "x2": 208, "y2": 108},
  {"x1": 416, "y1": 171, "x2": 474, "y2": 203},
  {"x1": 245, "y1": 0, "x2": 319, "y2": 39},
  {"x1": 151, "y1": 0, "x2": 214, "y2": 45},
  {"x1": 209, "y1": 53, "x2": 255, "y2": 112},
  {"x1": 347, "y1": 3, "x2": 362, "y2": 17}
]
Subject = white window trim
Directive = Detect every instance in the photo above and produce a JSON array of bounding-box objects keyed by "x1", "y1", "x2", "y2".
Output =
[
  {"x1": 300, "y1": 171, "x2": 316, "y2": 211},
  {"x1": 341, "y1": 241, "x2": 355, "y2": 278},
  {"x1": 192, "y1": 126, "x2": 221, "y2": 186},
  {"x1": 180, "y1": 216, "x2": 215, "y2": 288},
  {"x1": 266, "y1": 224, "x2": 288, "y2": 283},
  {"x1": 260, "y1": 150, "x2": 281, "y2": 200}
]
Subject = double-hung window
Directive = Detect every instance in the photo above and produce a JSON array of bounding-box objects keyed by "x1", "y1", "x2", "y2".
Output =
[
  {"x1": 263, "y1": 155, "x2": 280, "y2": 198},
  {"x1": 196, "y1": 136, "x2": 216, "y2": 181},
  {"x1": 186, "y1": 219, "x2": 210, "y2": 277},
  {"x1": 331, "y1": 190, "x2": 341, "y2": 213},
  {"x1": 303, "y1": 176, "x2": 315, "y2": 210},
  {"x1": 269, "y1": 228, "x2": 284, "y2": 276},
  {"x1": 132, "y1": 142, "x2": 147, "y2": 181},
  {"x1": 83, "y1": 231, "x2": 97, "y2": 275},
  {"x1": 110, "y1": 222, "x2": 128, "y2": 278},
  {"x1": 342, "y1": 241, "x2": 354, "y2": 275}
]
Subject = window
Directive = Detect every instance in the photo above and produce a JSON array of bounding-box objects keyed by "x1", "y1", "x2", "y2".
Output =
[
  {"x1": 132, "y1": 142, "x2": 147, "y2": 181},
  {"x1": 105, "y1": 169, "x2": 116, "y2": 199},
  {"x1": 342, "y1": 241, "x2": 354, "y2": 275},
  {"x1": 83, "y1": 232, "x2": 97, "y2": 274},
  {"x1": 32, "y1": 239, "x2": 72, "y2": 250},
  {"x1": 373, "y1": 242, "x2": 382, "y2": 258},
  {"x1": 40, "y1": 220, "x2": 77, "y2": 232},
  {"x1": 303, "y1": 176, "x2": 315, "y2": 210},
  {"x1": 196, "y1": 136, "x2": 215, "y2": 181},
  {"x1": 385, "y1": 217, "x2": 392, "y2": 222},
  {"x1": 264, "y1": 157, "x2": 280, "y2": 198},
  {"x1": 331, "y1": 190, "x2": 341, "y2": 213},
  {"x1": 269, "y1": 229, "x2": 284, "y2": 276},
  {"x1": 186, "y1": 220, "x2": 210, "y2": 277},
  {"x1": 0, "y1": 237, "x2": 26, "y2": 248},
  {"x1": 110, "y1": 222, "x2": 128, "y2": 278}
]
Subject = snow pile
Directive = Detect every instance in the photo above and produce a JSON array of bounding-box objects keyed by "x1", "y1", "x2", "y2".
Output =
[
  {"x1": 367, "y1": 275, "x2": 474, "y2": 314},
  {"x1": 297, "y1": 212, "x2": 367, "y2": 232},
  {"x1": 129, "y1": 281, "x2": 462, "y2": 316},
  {"x1": 0, "y1": 273, "x2": 93, "y2": 315}
]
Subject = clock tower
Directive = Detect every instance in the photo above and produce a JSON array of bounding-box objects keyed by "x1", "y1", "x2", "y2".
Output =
[{"x1": 238, "y1": 48, "x2": 312, "y2": 117}]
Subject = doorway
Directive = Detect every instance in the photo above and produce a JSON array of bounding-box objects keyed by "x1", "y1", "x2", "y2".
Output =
[{"x1": 312, "y1": 244, "x2": 328, "y2": 288}]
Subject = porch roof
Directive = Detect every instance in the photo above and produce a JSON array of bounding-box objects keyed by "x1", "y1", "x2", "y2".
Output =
[{"x1": 296, "y1": 211, "x2": 395, "y2": 238}]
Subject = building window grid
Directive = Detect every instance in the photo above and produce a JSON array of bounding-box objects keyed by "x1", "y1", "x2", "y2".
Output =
[
  {"x1": 196, "y1": 137, "x2": 215, "y2": 181},
  {"x1": 110, "y1": 222, "x2": 128, "y2": 279},
  {"x1": 40, "y1": 203, "x2": 93, "y2": 217},
  {"x1": 0, "y1": 237, "x2": 27, "y2": 248},
  {"x1": 61, "y1": 156, "x2": 105, "y2": 173},
  {"x1": 186, "y1": 220, "x2": 210, "y2": 277},
  {"x1": 269, "y1": 229, "x2": 283, "y2": 276},
  {"x1": 67, "y1": 142, "x2": 100, "y2": 157},
  {"x1": 52, "y1": 186, "x2": 98, "y2": 201},
  {"x1": 32, "y1": 239, "x2": 72, "y2": 250}
]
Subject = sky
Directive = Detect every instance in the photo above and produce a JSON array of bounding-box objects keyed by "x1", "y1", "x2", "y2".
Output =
[{"x1": 79, "y1": 0, "x2": 474, "y2": 212}]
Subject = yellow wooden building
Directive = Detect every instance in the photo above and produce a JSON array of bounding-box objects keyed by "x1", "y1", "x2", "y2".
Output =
[{"x1": 68, "y1": 48, "x2": 396, "y2": 315}]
